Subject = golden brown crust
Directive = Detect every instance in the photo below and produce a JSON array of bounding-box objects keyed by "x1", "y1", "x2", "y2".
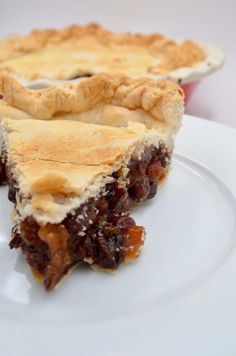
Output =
[
  {"x1": 1, "y1": 118, "x2": 169, "y2": 223},
  {"x1": 0, "y1": 23, "x2": 205, "y2": 81},
  {"x1": 148, "y1": 40, "x2": 206, "y2": 73},
  {"x1": 0, "y1": 101, "x2": 33, "y2": 120},
  {"x1": 3, "y1": 118, "x2": 147, "y2": 167},
  {"x1": 0, "y1": 23, "x2": 165, "y2": 58},
  {"x1": 0, "y1": 73, "x2": 184, "y2": 135}
]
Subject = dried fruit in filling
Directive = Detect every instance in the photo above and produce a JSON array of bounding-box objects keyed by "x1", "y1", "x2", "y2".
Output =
[{"x1": 7, "y1": 142, "x2": 168, "y2": 290}]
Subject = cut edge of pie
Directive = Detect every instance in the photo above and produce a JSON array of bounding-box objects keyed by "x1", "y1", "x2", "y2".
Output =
[
  {"x1": 0, "y1": 118, "x2": 173, "y2": 291},
  {"x1": 0, "y1": 23, "x2": 224, "y2": 84}
]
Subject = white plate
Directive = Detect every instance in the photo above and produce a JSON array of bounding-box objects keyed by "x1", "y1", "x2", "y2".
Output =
[{"x1": 0, "y1": 115, "x2": 236, "y2": 356}]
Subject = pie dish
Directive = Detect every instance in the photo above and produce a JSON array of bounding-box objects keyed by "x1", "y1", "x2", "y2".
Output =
[
  {"x1": 0, "y1": 23, "x2": 224, "y2": 86},
  {"x1": 0, "y1": 74, "x2": 184, "y2": 290}
]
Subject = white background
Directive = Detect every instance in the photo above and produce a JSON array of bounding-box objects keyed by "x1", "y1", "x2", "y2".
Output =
[{"x1": 1, "y1": 0, "x2": 236, "y2": 128}]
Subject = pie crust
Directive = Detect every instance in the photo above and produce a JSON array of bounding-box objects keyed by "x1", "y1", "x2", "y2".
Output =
[
  {"x1": 0, "y1": 73, "x2": 184, "y2": 136},
  {"x1": 0, "y1": 23, "x2": 224, "y2": 84}
]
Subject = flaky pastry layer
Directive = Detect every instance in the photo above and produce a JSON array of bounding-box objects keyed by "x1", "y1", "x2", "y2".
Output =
[
  {"x1": 0, "y1": 23, "x2": 207, "y2": 82},
  {"x1": 0, "y1": 73, "x2": 184, "y2": 136}
]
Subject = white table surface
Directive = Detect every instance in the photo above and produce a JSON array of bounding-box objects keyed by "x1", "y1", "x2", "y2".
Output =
[{"x1": 2, "y1": 0, "x2": 236, "y2": 128}]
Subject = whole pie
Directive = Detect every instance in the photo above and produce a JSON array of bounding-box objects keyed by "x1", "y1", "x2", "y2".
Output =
[
  {"x1": 0, "y1": 74, "x2": 184, "y2": 290},
  {"x1": 0, "y1": 23, "x2": 224, "y2": 84}
]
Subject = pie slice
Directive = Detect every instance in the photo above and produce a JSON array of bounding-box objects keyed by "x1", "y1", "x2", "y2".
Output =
[
  {"x1": 0, "y1": 119, "x2": 172, "y2": 290},
  {"x1": 0, "y1": 23, "x2": 224, "y2": 84},
  {"x1": 0, "y1": 74, "x2": 184, "y2": 291}
]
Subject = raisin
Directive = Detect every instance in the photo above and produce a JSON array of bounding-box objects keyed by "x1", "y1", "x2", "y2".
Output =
[
  {"x1": 106, "y1": 183, "x2": 128, "y2": 212},
  {"x1": 116, "y1": 216, "x2": 135, "y2": 231},
  {"x1": 0, "y1": 159, "x2": 6, "y2": 183},
  {"x1": 130, "y1": 175, "x2": 150, "y2": 201},
  {"x1": 9, "y1": 227, "x2": 23, "y2": 249},
  {"x1": 21, "y1": 217, "x2": 40, "y2": 245},
  {"x1": 8, "y1": 186, "x2": 17, "y2": 203},
  {"x1": 64, "y1": 202, "x2": 97, "y2": 234},
  {"x1": 146, "y1": 161, "x2": 162, "y2": 182},
  {"x1": 147, "y1": 182, "x2": 157, "y2": 199},
  {"x1": 97, "y1": 227, "x2": 124, "y2": 268}
]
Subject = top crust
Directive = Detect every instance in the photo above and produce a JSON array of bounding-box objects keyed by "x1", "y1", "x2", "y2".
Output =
[
  {"x1": 0, "y1": 118, "x2": 168, "y2": 223},
  {"x1": 0, "y1": 23, "x2": 203, "y2": 62},
  {"x1": 0, "y1": 23, "x2": 216, "y2": 83},
  {"x1": 0, "y1": 73, "x2": 184, "y2": 136}
]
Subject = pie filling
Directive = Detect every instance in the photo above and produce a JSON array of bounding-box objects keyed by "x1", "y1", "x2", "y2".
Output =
[
  {"x1": 0, "y1": 160, "x2": 6, "y2": 183},
  {"x1": 0, "y1": 144, "x2": 170, "y2": 290},
  {"x1": 68, "y1": 72, "x2": 93, "y2": 80}
]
